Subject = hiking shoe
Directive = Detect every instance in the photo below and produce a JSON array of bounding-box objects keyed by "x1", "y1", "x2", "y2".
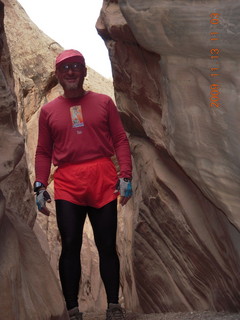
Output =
[
  {"x1": 106, "y1": 303, "x2": 126, "y2": 320},
  {"x1": 68, "y1": 307, "x2": 83, "y2": 320}
]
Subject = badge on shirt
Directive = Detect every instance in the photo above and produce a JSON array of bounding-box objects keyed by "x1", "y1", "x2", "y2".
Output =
[{"x1": 70, "y1": 105, "x2": 84, "y2": 128}]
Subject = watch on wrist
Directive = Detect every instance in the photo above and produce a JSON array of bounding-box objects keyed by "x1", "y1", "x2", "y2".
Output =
[
  {"x1": 123, "y1": 178, "x2": 132, "y2": 182},
  {"x1": 33, "y1": 181, "x2": 45, "y2": 192}
]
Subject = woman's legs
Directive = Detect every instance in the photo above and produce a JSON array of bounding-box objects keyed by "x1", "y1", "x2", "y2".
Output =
[
  {"x1": 88, "y1": 199, "x2": 120, "y2": 304},
  {"x1": 56, "y1": 200, "x2": 87, "y2": 310}
]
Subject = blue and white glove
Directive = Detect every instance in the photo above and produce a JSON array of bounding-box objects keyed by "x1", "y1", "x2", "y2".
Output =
[
  {"x1": 36, "y1": 189, "x2": 51, "y2": 216},
  {"x1": 115, "y1": 178, "x2": 132, "y2": 205}
]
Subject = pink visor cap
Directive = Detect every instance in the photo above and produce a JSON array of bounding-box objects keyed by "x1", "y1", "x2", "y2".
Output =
[{"x1": 55, "y1": 49, "x2": 85, "y2": 67}]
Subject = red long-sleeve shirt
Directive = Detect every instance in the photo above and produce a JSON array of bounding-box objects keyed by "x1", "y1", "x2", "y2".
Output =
[{"x1": 35, "y1": 91, "x2": 132, "y2": 187}]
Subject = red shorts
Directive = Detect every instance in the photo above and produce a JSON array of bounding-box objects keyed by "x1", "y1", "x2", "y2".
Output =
[{"x1": 54, "y1": 158, "x2": 119, "y2": 208}]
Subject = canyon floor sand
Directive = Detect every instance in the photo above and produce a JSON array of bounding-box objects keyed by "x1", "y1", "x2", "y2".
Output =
[{"x1": 84, "y1": 311, "x2": 240, "y2": 320}]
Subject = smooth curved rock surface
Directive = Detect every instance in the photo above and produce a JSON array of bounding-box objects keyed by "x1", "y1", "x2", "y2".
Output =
[
  {"x1": 117, "y1": 0, "x2": 240, "y2": 230},
  {"x1": 0, "y1": 1, "x2": 68, "y2": 318},
  {"x1": 97, "y1": 0, "x2": 240, "y2": 313}
]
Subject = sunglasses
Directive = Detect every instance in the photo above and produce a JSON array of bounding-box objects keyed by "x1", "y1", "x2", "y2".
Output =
[{"x1": 58, "y1": 63, "x2": 84, "y2": 73}]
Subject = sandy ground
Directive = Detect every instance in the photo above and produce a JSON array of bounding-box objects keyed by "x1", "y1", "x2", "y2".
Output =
[{"x1": 84, "y1": 311, "x2": 240, "y2": 320}]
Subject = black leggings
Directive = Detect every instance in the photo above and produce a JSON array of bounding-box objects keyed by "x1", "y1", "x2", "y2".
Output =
[{"x1": 55, "y1": 199, "x2": 120, "y2": 310}]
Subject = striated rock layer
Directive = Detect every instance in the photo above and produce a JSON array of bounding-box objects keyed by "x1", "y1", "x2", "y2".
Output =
[{"x1": 97, "y1": 0, "x2": 240, "y2": 314}]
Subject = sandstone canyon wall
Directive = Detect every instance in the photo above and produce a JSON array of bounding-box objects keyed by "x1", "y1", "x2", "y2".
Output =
[
  {"x1": 0, "y1": 1, "x2": 69, "y2": 319},
  {"x1": 97, "y1": 0, "x2": 240, "y2": 314}
]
